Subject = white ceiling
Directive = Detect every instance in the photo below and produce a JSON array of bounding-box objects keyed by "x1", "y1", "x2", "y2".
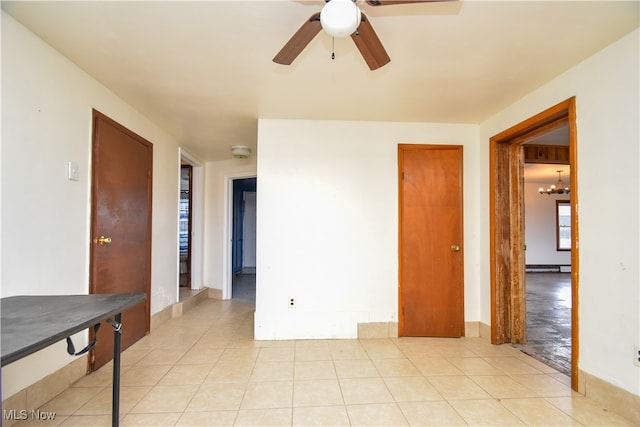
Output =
[{"x1": 2, "y1": 1, "x2": 638, "y2": 162}]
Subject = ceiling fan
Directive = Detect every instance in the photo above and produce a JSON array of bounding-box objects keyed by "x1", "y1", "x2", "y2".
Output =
[{"x1": 273, "y1": 0, "x2": 453, "y2": 71}]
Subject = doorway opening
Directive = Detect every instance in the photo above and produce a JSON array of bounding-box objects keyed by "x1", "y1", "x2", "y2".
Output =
[
  {"x1": 489, "y1": 97, "x2": 579, "y2": 390},
  {"x1": 519, "y1": 131, "x2": 572, "y2": 375},
  {"x1": 230, "y1": 177, "x2": 256, "y2": 302},
  {"x1": 180, "y1": 164, "x2": 192, "y2": 288},
  {"x1": 178, "y1": 149, "x2": 203, "y2": 300}
]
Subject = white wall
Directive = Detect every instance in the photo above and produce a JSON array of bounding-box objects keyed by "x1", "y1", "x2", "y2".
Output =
[
  {"x1": 524, "y1": 182, "x2": 572, "y2": 266},
  {"x1": 480, "y1": 29, "x2": 639, "y2": 395},
  {"x1": 1, "y1": 12, "x2": 181, "y2": 398},
  {"x1": 203, "y1": 158, "x2": 257, "y2": 297},
  {"x1": 255, "y1": 119, "x2": 480, "y2": 340}
]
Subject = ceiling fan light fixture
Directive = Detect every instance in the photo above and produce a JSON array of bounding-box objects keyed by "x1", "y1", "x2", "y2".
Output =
[{"x1": 320, "y1": 0, "x2": 362, "y2": 38}]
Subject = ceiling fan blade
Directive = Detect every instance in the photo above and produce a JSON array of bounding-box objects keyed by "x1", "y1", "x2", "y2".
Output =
[
  {"x1": 351, "y1": 14, "x2": 390, "y2": 70},
  {"x1": 273, "y1": 13, "x2": 322, "y2": 65},
  {"x1": 366, "y1": 0, "x2": 454, "y2": 6}
]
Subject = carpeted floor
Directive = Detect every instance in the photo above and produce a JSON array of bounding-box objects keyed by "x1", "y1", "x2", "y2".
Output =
[{"x1": 514, "y1": 273, "x2": 572, "y2": 376}]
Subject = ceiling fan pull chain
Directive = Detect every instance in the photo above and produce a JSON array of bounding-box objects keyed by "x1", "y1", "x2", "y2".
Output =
[
  {"x1": 355, "y1": 1, "x2": 360, "y2": 36},
  {"x1": 331, "y1": 37, "x2": 336, "y2": 60}
]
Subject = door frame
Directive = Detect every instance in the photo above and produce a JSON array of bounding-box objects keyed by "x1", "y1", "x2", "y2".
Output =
[
  {"x1": 179, "y1": 148, "x2": 203, "y2": 293},
  {"x1": 489, "y1": 97, "x2": 579, "y2": 390},
  {"x1": 398, "y1": 144, "x2": 465, "y2": 337},
  {"x1": 223, "y1": 172, "x2": 257, "y2": 300}
]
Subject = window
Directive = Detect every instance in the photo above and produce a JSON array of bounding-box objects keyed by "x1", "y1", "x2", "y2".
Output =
[{"x1": 556, "y1": 200, "x2": 571, "y2": 251}]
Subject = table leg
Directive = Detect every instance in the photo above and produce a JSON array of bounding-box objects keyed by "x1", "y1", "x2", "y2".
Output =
[{"x1": 111, "y1": 313, "x2": 122, "y2": 427}]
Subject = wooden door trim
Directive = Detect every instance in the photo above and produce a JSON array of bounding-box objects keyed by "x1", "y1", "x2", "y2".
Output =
[
  {"x1": 398, "y1": 144, "x2": 464, "y2": 337},
  {"x1": 89, "y1": 110, "x2": 152, "y2": 335},
  {"x1": 489, "y1": 97, "x2": 579, "y2": 390}
]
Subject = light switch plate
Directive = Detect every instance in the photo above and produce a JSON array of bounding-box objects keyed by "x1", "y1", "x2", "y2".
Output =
[{"x1": 67, "y1": 161, "x2": 79, "y2": 181}]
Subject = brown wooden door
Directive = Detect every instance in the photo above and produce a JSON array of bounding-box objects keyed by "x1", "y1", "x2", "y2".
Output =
[
  {"x1": 89, "y1": 110, "x2": 152, "y2": 371},
  {"x1": 399, "y1": 145, "x2": 464, "y2": 337}
]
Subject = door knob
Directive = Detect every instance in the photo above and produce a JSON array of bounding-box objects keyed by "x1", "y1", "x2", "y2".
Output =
[
  {"x1": 450, "y1": 244, "x2": 460, "y2": 252},
  {"x1": 94, "y1": 235, "x2": 112, "y2": 245}
]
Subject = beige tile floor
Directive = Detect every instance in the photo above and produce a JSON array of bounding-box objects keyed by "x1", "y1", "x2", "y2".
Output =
[{"x1": 18, "y1": 298, "x2": 633, "y2": 426}]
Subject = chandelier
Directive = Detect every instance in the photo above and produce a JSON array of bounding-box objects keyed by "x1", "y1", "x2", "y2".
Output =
[{"x1": 539, "y1": 170, "x2": 570, "y2": 195}]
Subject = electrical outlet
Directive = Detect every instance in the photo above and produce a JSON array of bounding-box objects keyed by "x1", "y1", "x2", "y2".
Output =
[
  {"x1": 288, "y1": 297, "x2": 295, "y2": 308},
  {"x1": 634, "y1": 345, "x2": 640, "y2": 367}
]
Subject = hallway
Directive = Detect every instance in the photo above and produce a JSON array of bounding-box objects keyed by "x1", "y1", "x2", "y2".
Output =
[{"x1": 20, "y1": 294, "x2": 634, "y2": 426}]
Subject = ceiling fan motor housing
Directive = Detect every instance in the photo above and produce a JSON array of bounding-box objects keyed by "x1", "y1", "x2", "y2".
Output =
[{"x1": 320, "y1": 0, "x2": 362, "y2": 38}]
